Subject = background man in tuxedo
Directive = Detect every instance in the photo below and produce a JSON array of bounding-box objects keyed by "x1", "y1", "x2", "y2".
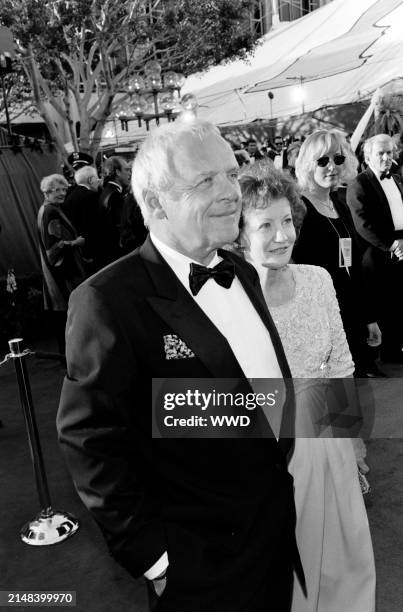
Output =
[
  {"x1": 57, "y1": 119, "x2": 302, "y2": 611},
  {"x1": 347, "y1": 134, "x2": 403, "y2": 363},
  {"x1": 64, "y1": 151, "x2": 94, "y2": 196},
  {"x1": 62, "y1": 165, "x2": 101, "y2": 269},
  {"x1": 97, "y1": 156, "x2": 132, "y2": 267}
]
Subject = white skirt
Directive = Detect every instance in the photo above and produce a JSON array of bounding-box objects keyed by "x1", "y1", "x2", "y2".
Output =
[{"x1": 289, "y1": 438, "x2": 376, "y2": 612}]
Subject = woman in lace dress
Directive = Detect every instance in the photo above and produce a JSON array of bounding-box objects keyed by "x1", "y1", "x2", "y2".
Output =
[{"x1": 238, "y1": 164, "x2": 376, "y2": 612}]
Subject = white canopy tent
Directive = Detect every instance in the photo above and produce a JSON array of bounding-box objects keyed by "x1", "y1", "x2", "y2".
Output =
[
  {"x1": 180, "y1": 0, "x2": 403, "y2": 127},
  {"x1": 7, "y1": 0, "x2": 401, "y2": 147}
]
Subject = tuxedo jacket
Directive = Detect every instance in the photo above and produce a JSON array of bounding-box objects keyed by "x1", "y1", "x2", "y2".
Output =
[
  {"x1": 62, "y1": 185, "x2": 99, "y2": 261},
  {"x1": 346, "y1": 167, "x2": 403, "y2": 252},
  {"x1": 57, "y1": 237, "x2": 301, "y2": 610},
  {"x1": 96, "y1": 182, "x2": 125, "y2": 266}
]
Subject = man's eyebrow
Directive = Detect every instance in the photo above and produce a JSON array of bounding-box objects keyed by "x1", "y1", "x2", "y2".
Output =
[
  {"x1": 197, "y1": 171, "x2": 215, "y2": 177},
  {"x1": 192, "y1": 167, "x2": 239, "y2": 181}
]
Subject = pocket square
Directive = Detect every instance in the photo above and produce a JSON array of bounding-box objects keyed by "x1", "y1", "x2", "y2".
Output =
[{"x1": 163, "y1": 334, "x2": 195, "y2": 360}]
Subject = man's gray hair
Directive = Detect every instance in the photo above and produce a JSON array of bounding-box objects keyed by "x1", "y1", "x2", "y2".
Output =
[
  {"x1": 74, "y1": 165, "x2": 98, "y2": 185},
  {"x1": 132, "y1": 118, "x2": 223, "y2": 225},
  {"x1": 363, "y1": 133, "x2": 396, "y2": 164},
  {"x1": 40, "y1": 174, "x2": 68, "y2": 194}
]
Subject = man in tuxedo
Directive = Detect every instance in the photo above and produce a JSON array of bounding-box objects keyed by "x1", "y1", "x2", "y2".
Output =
[
  {"x1": 96, "y1": 156, "x2": 132, "y2": 267},
  {"x1": 245, "y1": 138, "x2": 265, "y2": 163},
  {"x1": 347, "y1": 133, "x2": 403, "y2": 363},
  {"x1": 62, "y1": 165, "x2": 101, "y2": 268},
  {"x1": 64, "y1": 151, "x2": 94, "y2": 197},
  {"x1": 57, "y1": 119, "x2": 303, "y2": 611}
]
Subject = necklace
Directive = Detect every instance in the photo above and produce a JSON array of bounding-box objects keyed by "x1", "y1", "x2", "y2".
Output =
[
  {"x1": 321, "y1": 200, "x2": 335, "y2": 212},
  {"x1": 306, "y1": 192, "x2": 337, "y2": 216}
]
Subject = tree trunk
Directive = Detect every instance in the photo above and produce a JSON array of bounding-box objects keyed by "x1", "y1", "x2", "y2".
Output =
[{"x1": 23, "y1": 48, "x2": 69, "y2": 161}]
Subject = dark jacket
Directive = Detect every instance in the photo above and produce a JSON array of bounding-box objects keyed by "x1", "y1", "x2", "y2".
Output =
[
  {"x1": 57, "y1": 237, "x2": 302, "y2": 610},
  {"x1": 293, "y1": 189, "x2": 377, "y2": 325},
  {"x1": 346, "y1": 167, "x2": 403, "y2": 252},
  {"x1": 62, "y1": 185, "x2": 99, "y2": 262},
  {"x1": 95, "y1": 182, "x2": 126, "y2": 268}
]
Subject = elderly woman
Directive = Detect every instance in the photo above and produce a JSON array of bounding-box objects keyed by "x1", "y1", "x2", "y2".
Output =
[
  {"x1": 293, "y1": 129, "x2": 382, "y2": 377},
  {"x1": 37, "y1": 174, "x2": 86, "y2": 355},
  {"x1": 238, "y1": 163, "x2": 376, "y2": 612}
]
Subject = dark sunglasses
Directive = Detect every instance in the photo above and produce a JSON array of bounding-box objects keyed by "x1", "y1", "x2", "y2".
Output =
[{"x1": 316, "y1": 154, "x2": 346, "y2": 167}]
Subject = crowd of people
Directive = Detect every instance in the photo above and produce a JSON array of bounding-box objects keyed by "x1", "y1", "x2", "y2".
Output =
[
  {"x1": 37, "y1": 127, "x2": 403, "y2": 375},
  {"x1": 33, "y1": 118, "x2": 403, "y2": 611},
  {"x1": 37, "y1": 154, "x2": 147, "y2": 354},
  {"x1": 233, "y1": 136, "x2": 302, "y2": 170}
]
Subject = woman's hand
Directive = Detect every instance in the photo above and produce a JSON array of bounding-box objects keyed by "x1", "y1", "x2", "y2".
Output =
[
  {"x1": 352, "y1": 438, "x2": 370, "y2": 473},
  {"x1": 366, "y1": 322, "x2": 382, "y2": 347}
]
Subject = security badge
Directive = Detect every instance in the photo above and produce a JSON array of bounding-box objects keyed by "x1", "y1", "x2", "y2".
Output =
[{"x1": 339, "y1": 238, "x2": 352, "y2": 268}]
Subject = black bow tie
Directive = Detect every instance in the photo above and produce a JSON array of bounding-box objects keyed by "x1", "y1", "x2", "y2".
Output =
[
  {"x1": 380, "y1": 171, "x2": 391, "y2": 180},
  {"x1": 189, "y1": 260, "x2": 235, "y2": 296}
]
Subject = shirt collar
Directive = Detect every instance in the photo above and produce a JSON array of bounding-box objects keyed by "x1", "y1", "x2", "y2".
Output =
[
  {"x1": 150, "y1": 232, "x2": 221, "y2": 290},
  {"x1": 107, "y1": 181, "x2": 122, "y2": 192},
  {"x1": 368, "y1": 164, "x2": 383, "y2": 181}
]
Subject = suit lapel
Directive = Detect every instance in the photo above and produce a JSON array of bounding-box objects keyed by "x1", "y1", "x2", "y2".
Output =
[
  {"x1": 140, "y1": 237, "x2": 245, "y2": 378},
  {"x1": 140, "y1": 238, "x2": 294, "y2": 450},
  {"x1": 220, "y1": 250, "x2": 295, "y2": 447},
  {"x1": 365, "y1": 168, "x2": 394, "y2": 222},
  {"x1": 220, "y1": 250, "x2": 293, "y2": 380},
  {"x1": 392, "y1": 173, "x2": 403, "y2": 199}
]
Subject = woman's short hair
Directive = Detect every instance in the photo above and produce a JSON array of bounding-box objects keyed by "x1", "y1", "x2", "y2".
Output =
[
  {"x1": 239, "y1": 161, "x2": 306, "y2": 233},
  {"x1": 132, "y1": 118, "x2": 225, "y2": 225},
  {"x1": 295, "y1": 129, "x2": 358, "y2": 191},
  {"x1": 40, "y1": 174, "x2": 68, "y2": 194}
]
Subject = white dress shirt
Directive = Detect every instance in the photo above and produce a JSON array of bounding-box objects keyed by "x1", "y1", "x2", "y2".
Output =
[
  {"x1": 151, "y1": 233, "x2": 282, "y2": 379},
  {"x1": 144, "y1": 233, "x2": 283, "y2": 580}
]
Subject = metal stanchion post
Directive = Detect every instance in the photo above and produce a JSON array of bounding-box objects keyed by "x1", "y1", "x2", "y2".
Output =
[{"x1": 5, "y1": 338, "x2": 79, "y2": 545}]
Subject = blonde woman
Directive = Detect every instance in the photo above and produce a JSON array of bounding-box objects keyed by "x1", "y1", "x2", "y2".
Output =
[{"x1": 293, "y1": 129, "x2": 382, "y2": 377}]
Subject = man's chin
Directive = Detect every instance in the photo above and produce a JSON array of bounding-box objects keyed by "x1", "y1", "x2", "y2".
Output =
[{"x1": 210, "y1": 230, "x2": 238, "y2": 250}]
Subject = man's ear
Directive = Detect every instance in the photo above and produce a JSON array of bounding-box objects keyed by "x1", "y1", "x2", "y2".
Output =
[{"x1": 143, "y1": 189, "x2": 167, "y2": 220}]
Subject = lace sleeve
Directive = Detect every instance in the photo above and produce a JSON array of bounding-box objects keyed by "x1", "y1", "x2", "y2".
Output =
[{"x1": 320, "y1": 269, "x2": 355, "y2": 377}]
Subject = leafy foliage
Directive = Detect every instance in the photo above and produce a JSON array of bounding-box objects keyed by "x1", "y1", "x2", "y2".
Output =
[
  {"x1": 0, "y1": 0, "x2": 260, "y2": 159},
  {"x1": 374, "y1": 94, "x2": 403, "y2": 136}
]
